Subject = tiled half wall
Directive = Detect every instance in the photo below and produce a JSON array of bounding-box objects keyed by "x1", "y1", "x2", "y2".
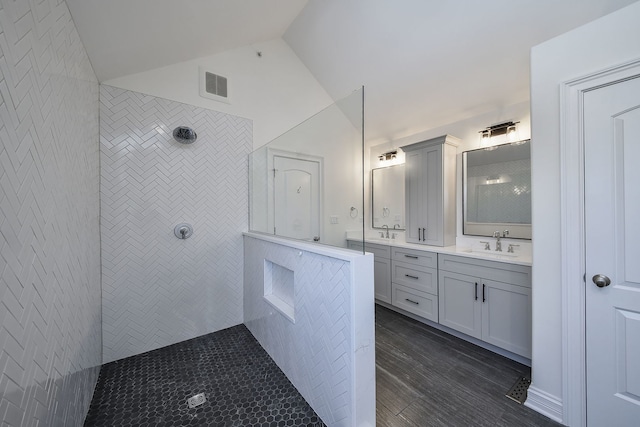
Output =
[
  {"x1": 243, "y1": 233, "x2": 376, "y2": 426},
  {"x1": 100, "y1": 85, "x2": 252, "y2": 363},
  {"x1": 0, "y1": 0, "x2": 101, "y2": 425}
]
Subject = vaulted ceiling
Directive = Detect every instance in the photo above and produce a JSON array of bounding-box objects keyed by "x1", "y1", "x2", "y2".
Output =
[
  {"x1": 66, "y1": 0, "x2": 638, "y2": 141},
  {"x1": 65, "y1": 0, "x2": 308, "y2": 82}
]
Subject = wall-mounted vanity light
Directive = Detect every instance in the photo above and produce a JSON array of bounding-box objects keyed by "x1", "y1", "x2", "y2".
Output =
[
  {"x1": 378, "y1": 150, "x2": 397, "y2": 161},
  {"x1": 479, "y1": 121, "x2": 519, "y2": 142}
]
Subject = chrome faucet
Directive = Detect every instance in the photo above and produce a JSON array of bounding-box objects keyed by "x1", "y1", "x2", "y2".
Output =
[
  {"x1": 493, "y1": 231, "x2": 502, "y2": 252},
  {"x1": 493, "y1": 230, "x2": 510, "y2": 251},
  {"x1": 382, "y1": 224, "x2": 389, "y2": 238}
]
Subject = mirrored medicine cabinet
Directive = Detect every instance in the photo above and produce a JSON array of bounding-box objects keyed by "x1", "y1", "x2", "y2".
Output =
[{"x1": 462, "y1": 139, "x2": 531, "y2": 239}]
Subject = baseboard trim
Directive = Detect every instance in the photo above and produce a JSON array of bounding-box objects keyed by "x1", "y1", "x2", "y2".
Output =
[{"x1": 525, "y1": 386, "x2": 564, "y2": 424}]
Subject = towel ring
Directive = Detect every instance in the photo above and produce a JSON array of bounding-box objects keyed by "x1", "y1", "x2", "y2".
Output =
[{"x1": 350, "y1": 207, "x2": 358, "y2": 218}]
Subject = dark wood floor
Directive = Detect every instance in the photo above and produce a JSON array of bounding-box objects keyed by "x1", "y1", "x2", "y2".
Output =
[{"x1": 375, "y1": 305, "x2": 562, "y2": 427}]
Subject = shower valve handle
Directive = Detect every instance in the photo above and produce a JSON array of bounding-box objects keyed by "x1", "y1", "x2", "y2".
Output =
[{"x1": 174, "y1": 223, "x2": 193, "y2": 240}]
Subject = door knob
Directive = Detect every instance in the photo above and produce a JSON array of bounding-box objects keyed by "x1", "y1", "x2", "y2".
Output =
[{"x1": 592, "y1": 274, "x2": 611, "y2": 288}]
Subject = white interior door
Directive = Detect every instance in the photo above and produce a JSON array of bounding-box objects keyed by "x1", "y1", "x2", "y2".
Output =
[
  {"x1": 584, "y1": 76, "x2": 640, "y2": 426},
  {"x1": 273, "y1": 156, "x2": 320, "y2": 241}
]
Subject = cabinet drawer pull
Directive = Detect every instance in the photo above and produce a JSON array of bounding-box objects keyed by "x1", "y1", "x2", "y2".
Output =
[
  {"x1": 475, "y1": 282, "x2": 478, "y2": 301},
  {"x1": 422, "y1": 228, "x2": 426, "y2": 240},
  {"x1": 405, "y1": 298, "x2": 420, "y2": 305},
  {"x1": 404, "y1": 254, "x2": 419, "y2": 259},
  {"x1": 405, "y1": 274, "x2": 419, "y2": 280},
  {"x1": 418, "y1": 228, "x2": 422, "y2": 241},
  {"x1": 482, "y1": 284, "x2": 486, "y2": 302}
]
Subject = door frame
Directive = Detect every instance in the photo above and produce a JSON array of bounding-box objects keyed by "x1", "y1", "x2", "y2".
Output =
[
  {"x1": 266, "y1": 148, "x2": 324, "y2": 239},
  {"x1": 560, "y1": 58, "x2": 640, "y2": 426}
]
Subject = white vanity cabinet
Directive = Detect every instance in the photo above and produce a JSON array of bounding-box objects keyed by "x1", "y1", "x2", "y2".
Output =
[
  {"x1": 348, "y1": 240, "x2": 391, "y2": 303},
  {"x1": 401, "y1": 135, "x2": 458, "y2": 246},
  {"x1": 391, "y1": 247, "x2": 438, "y2": 322},
  {"x1": 438, "y1": 254, "x2": 532, "y2": 358}
]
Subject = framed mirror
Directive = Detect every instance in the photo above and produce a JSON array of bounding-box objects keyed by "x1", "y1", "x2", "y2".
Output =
[
  {"x1": 463, "y1": 140, "x2": 531, "y2": 239},
  {"x1": 372, "y1": 164, "x2": 405, "y2": 230}
]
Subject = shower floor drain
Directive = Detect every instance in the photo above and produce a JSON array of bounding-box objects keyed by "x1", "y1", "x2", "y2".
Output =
[
  {"x1": 187, "y1": 393, "x2": 207, "y2": 409},
  {"x1": 505, "y1": 376, "x2": 531, "y2": 404}
]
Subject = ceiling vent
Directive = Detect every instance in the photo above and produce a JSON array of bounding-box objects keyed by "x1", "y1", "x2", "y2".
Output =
[{"x1": 199, "y1": 67, "x2": 230, "y2": 104}]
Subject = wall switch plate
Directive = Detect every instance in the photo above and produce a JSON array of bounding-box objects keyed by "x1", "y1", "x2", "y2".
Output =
[{"x1": 330, "y1": 215, "x2": 339, "y2": 224}]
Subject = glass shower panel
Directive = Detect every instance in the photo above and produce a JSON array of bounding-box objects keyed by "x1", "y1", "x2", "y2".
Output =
[{"x1": 249, "y1": 88, "x2": 364, "y2": 250}]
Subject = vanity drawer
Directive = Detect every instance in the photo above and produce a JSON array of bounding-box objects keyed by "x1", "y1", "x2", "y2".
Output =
[
  {"x1": 438, "y1": 254, "x2": 531, "y2": 287},
  {"x1": 392, "y1": 283, "x2": 438, "y2": 322},
  {"x1": 391, "y1": 247, "x2": 437, "y2": 268},
  {"x1": 392, "y1": 260, "x2": 437, "y2": 295}
]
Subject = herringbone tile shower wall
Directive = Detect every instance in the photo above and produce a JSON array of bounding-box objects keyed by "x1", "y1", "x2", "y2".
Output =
[
  {"x1": 99, "y1": 85, "x2": 252, "y2": 363},
  {"x1": 0, "y1": 0, "x2": 102, "y2": 425},
  {"x1": 243, "y1": 236, "x2": 354, "y2": 426}
]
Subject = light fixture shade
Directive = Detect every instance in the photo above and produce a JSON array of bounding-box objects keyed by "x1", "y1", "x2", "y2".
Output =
[
  {"x1": 378, "y1": 150, "x2": 398, "y2": 161},
  {"x1": 479, "y1": 121, "x2": 519, "y2": 142}
]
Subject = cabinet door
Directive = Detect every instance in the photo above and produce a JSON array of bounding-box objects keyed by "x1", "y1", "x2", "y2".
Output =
[
  {"x1": 404, "y1": 145, "x2": 444, "y2": 245},
  {"x1": 438, "y1": 270, "x2": 481, "y2": 339},
  {"x1": 404, "y1": 149, "x2": 423, "y2": 244},
  {"x1": 422, "y1": 144, "x2": 443, "y2": 246},
  {"x1": 374, "y1": 256, "x2": 391, "y2": 303},
  {"x1": 481, "y1": 279, "x2": 532, "y2": 358}
]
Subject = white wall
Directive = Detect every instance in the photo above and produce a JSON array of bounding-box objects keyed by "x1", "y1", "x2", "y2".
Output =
[
  {"x1": 104, "y1": 38, "x2": 334, "y2": 149},
  {"x1": 99, "y1": 85, "x2": 252, "y2": 363},
  {"x1": 366, "y1": 101, "x2": 531, "y2": 249},
  {"x1": 0, "y1": 0, "x2": 102, "y2": 425},
  {"x1": 529, "y1": 2, "x2": 640, "y2": 423}
]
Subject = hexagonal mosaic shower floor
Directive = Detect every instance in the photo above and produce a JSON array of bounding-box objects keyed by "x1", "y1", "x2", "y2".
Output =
[{"x1": 84, "y1": 325, "x2": 325, "y2": 426}]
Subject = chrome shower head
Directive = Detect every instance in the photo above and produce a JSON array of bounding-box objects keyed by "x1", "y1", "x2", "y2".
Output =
[{"x1": 172, "y1": 126, "x2": 197, "y2": 144}]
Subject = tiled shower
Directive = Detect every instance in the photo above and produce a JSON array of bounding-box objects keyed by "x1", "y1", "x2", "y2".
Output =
[
  {"x1": 99, "y1": 85, "x2": 252, "y2": 363},
  {"x1": 1, "y1": 0, "x2": 252, "y2": 422}
]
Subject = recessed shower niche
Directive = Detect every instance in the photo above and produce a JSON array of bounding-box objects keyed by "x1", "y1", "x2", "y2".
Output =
[{"x1": 264, "y1": 259, "x2": 295, "y2": 323}]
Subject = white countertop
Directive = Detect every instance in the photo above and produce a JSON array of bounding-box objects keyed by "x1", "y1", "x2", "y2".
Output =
[{"x1": 347, "y1": 237, "x2": 532, "y2": 266}]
